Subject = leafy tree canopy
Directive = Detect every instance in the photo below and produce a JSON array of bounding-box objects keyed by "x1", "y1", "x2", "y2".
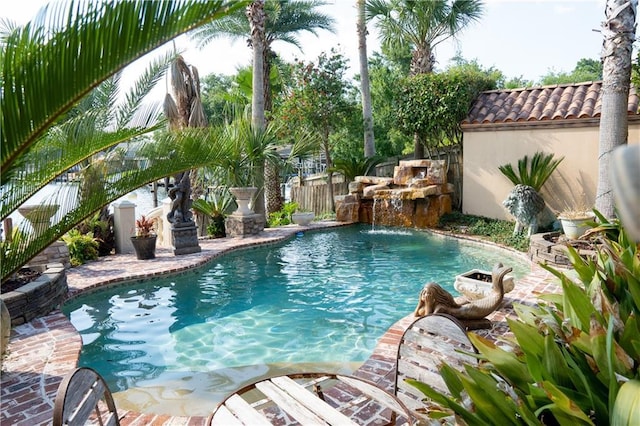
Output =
[
  {"x1": 395, "y1": 66, "x2": 497, "y2": 151},
  {"x1": 539, "y1": 57, "x2": 603, "y2": 85}
]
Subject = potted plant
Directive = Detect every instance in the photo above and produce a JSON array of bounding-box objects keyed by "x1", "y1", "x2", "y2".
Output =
[
  {"x1": 130, "y1": 215, "x2": 157, "y2": 260},
  {"x1": 558, "y1": 207, "x2": 595, "y2": 239}
]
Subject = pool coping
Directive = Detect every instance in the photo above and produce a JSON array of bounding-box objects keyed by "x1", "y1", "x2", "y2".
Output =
[{"x1": 1, "y1": 222, "x2": 560, "y2": 425}]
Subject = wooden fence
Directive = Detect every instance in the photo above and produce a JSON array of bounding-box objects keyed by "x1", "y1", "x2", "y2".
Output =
[{"x1": 291, "y1": 181, "x2": 349, "y2": 214}]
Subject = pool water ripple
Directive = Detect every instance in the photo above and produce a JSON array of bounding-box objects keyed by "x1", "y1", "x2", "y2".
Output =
[{"x1": 63, "y1": 225, "x2": 529, "y2": 415}]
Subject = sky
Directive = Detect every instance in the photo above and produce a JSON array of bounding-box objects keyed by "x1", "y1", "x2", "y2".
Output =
[{"x1": 3, "y1": 0, "x2": 608, "y2": 84}]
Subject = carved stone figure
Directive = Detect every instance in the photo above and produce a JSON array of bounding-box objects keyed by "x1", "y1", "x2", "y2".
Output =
[
  {"x1": 413, "y1": 263, "x2": 513, "y2": 329},
  {"x1": 502, "y1": 184, "x2": 545, "y2": 237},
  {"x1": 167, "y1": 171, "x2": 193, "y2": 224}
]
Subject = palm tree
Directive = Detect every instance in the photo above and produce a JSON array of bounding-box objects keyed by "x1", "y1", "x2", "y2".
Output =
[
  {"x1": 357, "y1": 0, "x2": 376, "y2": 158},
  {"x1": 247, "y1": 0, "x2": 268, "y2": 217},
  {"x1": 367, "y1": 0, "x2": 484, "y2": 158},
  {"x1": 595, "y1": 0, "x2": 637, "y2": 218},
  {"x1": 0, "y1": 0, "x2": 246, "y2": 281},
  {"x1": 191, "y1": 0, "x2": 335, "y2": 214}
]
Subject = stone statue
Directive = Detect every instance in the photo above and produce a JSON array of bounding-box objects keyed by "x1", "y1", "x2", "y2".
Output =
[
  {"x1": 167, "y1": 171, "x2": 193, "y2": 224},
  {"x1": 502, "y1": 184, "x2": 545, "y2": 237},
  {"x1": 413, "y1": 263, "x2": 513, "y2": 329}
]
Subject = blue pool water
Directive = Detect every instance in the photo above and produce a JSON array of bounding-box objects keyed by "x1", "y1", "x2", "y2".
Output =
[{"x1": 62, "y1": 225, "x2": 529, "y2": 415}]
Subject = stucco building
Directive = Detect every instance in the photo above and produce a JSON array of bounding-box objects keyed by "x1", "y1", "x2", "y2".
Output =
[{"x1": 461, "y1": 81, "x2": 640, "y2": 220}]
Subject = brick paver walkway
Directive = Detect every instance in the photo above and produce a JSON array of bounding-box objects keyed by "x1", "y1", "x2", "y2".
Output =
[{"x1": 1, "y1": 222, "x2": 560, "y2": 425}]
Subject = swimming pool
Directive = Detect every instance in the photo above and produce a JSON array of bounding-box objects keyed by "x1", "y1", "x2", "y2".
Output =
[{"x1": 63, "y1": 225, "x2": 529, "y2": 415}]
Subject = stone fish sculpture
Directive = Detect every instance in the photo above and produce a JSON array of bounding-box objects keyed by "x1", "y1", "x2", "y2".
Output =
[{"x1": 413, "y1": 263, "x2": 513, "y2": 329}]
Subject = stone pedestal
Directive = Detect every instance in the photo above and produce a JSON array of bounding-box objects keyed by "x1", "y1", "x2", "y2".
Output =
[
  {"x1": 171, "y1": 222, "x2": 201, "y2": 255},
  {"x1": 113, "y1": 200, "x2": 136, "y2": 254},
  {"x1": 225, "y1": 214, "x2": 265, "y2": 238}
]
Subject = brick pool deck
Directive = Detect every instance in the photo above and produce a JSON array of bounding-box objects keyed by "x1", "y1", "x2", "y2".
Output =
[{"x1": 1, "y1": 222, "x2": 560, "y2": 425}]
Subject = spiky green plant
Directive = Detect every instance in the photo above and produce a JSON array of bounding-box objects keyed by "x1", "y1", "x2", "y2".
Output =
[
  {"x1": 0, "y1": 0, "x2": 248, "y2": 282},
  {"x1": 498, "y1": 152, "x2": 564, "y2": 192},
  {"x1": 328, "y1": 155, "x2": 384, "y2": 182},
  {"x1": 410, "y1": 213, "x2": 640, "y2": 425}
]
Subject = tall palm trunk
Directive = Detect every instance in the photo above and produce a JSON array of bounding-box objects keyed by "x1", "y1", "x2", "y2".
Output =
[
  {"x1": 263, "y1": 46, "x2": 283, "y2": 214},
  {"x1": 410, "y1": 45, "x2": 433, "y2": 159},
  {"x1": 248, "y1": 0, "x2": 267, "y2": 217},
  {"x1": 596, "y1": 0, "x2": 637, "y2": 218},
  {"x1": 357, "y1": 0, "x2": 375, "y2": 159}
]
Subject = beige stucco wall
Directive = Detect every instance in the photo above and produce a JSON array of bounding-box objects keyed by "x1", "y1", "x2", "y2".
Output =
[{"x1": 462, "y1": 122, "x2": 640, "y2": 220}]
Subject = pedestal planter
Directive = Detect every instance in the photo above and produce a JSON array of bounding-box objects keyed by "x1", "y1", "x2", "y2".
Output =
[
  {"x1": 131, "y1": 235, "x2": 157, "y2": 260},
  {"x1": 454, "y1": 269, "x2": 515, "y2": 300},
  {"x1": 291, "y1": 212, "x2": 315, "y2": 226},
  {"x1": 18, "y1": 204, "x2": 59, "y2": 234},
  {"x1": 229, "y1": 187, "x2": 257, "y2": 216}
]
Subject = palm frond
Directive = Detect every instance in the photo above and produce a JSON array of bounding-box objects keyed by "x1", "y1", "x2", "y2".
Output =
[
  {"x1": 117, "y1": 50, "x2": 176, "y2": 127},
  {"x1": 2, "y1": 128, "x2": 230, "y2": 279},
  {"x1": 1, "y1": 0, "x2": 248, "y2": 178}
]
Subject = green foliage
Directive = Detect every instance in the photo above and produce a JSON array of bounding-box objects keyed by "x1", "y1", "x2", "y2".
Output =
[
  {"x1": 268, "y1": 202, "x2": 299, "y2": 227},
  {"x1": 192, "y1": 189, "x2": 235, "y2": 238},
  {"x1": 498, "y1": 151, "x2": 564, "y2": 192},
  {"x1": 414, "y1": 214, "x2": 640, "y2": 425},
  {"x1": 329, "y1": 155, "x2": 384, "y2": 182},
  {"x1": 62, "y1": 229, "x2": 99, "y2": 267},
  {"x1": 192, "y1": 189, "x2": 235, "y2": 218},
  {"x1": 367, "y1": 52, "x2": 412, "y2": 157},
  {"x1": 438, "y1": 212, "x2": 530, "y2": 252},
  {"x1": 75, "y1": 210, "x2": 114, "y2": 256},
  {"x1": 396, "y1": 70, "x2": 496, "y2": 150},
  {"x1": 0, "y1": 0, "x2": 245, "y2": 281},
  {"x1": 540, "y1": 58, "x2": 603, "y2": 86}
]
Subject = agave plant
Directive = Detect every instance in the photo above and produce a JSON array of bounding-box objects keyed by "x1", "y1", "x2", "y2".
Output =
[
  {"x1": 498, "y1": 151, "x2": 564, "y2": 192},
  {"x1": 0, "y1": 0, "x2": 247, "y2": 282},
  {"x1": 409, "y1": 213, "x2": 640, "y2": 425}
]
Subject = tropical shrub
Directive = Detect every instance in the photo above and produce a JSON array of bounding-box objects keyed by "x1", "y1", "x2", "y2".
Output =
[
  {"x1": 410, "y1": 213, "x2": 640, "y2": 425},
  {"x1": 268, "y1": 202, "x2": 299, "y2": 227},
  {"x1": 498, "y1": 152, "x2": 564, "y2": 192},
  {"x1": 329, "y1": 155, "x2": 384, "y2": 182},
  {"x1": 0, "y1": 0, "x2": 246, "y2": 282},
  {"x1": 192, "y1": 189, "x2": 235, "y2": 238},
  {"x1": 62, "y1": 230, "x2": 99, "y2": 266}
]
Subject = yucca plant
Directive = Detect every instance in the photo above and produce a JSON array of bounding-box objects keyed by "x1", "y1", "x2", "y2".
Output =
[
  {"x1": 0, "y1": 0, "x2": 248, "y2": 282},
  {"x1": 410, "y1": 213, "x2": 639, "y2": 425},
  {"x1": 498, "y1": 152, "x2": 564, "y2": 192}
]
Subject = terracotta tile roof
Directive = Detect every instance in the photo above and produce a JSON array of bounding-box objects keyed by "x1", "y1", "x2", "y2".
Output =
[{"x1": 463, "y1": 81, "x2": 640, "y2": 126}]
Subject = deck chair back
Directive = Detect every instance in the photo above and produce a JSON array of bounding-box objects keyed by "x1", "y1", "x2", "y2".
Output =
[
  {"x1": 53, "y1": 367, "x2": 119, "y2": 426},
  {"x1": 395, "y1": 314, "x2": 477, "y2": 417}
]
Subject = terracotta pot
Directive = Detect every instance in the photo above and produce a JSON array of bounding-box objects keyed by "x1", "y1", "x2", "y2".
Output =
[{"x1": 131, "y1": 235, "x2": 157, "y2": 260}]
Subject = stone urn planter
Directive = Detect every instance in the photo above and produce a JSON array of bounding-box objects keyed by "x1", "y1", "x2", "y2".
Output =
[
  {"x1": 131, "y1": 235, "x2": 157, "y2": 260},
  {"x1": 454, "y1": 269, "x2": 515, "y2": 300},
  {"x1": 18, "y1": 204, "x2": 59, "y2": 234},
  {"x1": 558, "y1": 212, "x2": 595, "y2": 240},
  {"x1": 229, "y1": 187, "x2": 257, "y2": 216},
  {"x1": 291, "y1": 212, "x2": 315, "y2": 226}
]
